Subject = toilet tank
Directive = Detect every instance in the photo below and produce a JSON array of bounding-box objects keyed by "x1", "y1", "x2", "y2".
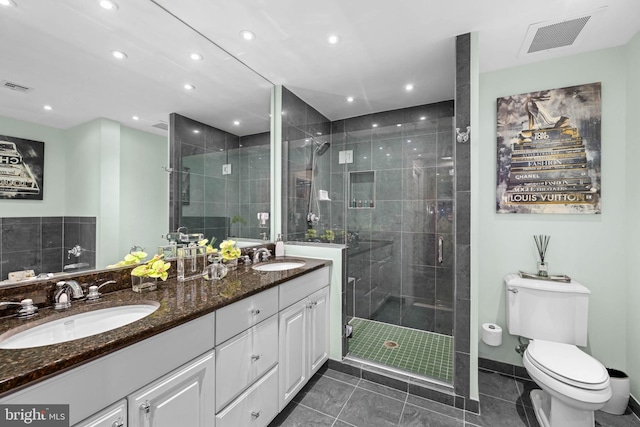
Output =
[{"x1": 504, "y1": 274, "x2": 591, "y2": 346}]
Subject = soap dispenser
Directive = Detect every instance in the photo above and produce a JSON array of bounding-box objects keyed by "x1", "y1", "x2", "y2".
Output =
[{"x1": 275, "y1": 234, "x2": 284, "y2": 257}]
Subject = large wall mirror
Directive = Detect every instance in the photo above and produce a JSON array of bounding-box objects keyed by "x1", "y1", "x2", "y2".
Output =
[{"x1": 0, "y1": 0, "x2": 272, "y2": 283}]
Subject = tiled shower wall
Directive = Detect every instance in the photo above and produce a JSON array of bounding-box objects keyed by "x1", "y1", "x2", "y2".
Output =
[
  {"x1": 281, "y1": 87, "x2": 332, "y2": 241},
  {"x1": 0, "y1": 216, "x2": 96, "y2": 280},
  {"x1": 169, "y1": 113, "x2": 270, "y2": 244},
  {"x1": 332, "y1": 103, "x2": 455, "y2": 335},
  {"x1": 281, "y1": 87, "x2": 455, "y2": 335}
]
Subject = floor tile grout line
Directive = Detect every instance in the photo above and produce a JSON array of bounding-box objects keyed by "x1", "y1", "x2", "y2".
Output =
[
  {"x1": 295, "y1": 401, "x2": 345, "y2": 424},
  {"x1": 332, "y1": 376, "x2": 362, "y2": 426},
  {"x1": 396, "y1": 395, "x2": 408, "y2": 426}
]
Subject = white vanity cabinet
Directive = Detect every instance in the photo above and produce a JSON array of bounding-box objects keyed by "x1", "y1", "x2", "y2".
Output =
[
  {"x1": 215, "y1": 366, "x2": 279, "y2": 427},
  {"x1": 278, "y1": 267, "x2": 330, "y2": 411},
  {"x1": 73, "y1": 399, "x2": 127, "y2": 427},
  {"x1": 128, "y1": 350, "x2": 215, "y2": 427},
  {"x1": 215, "y1": 286, "x2": 279, "y2": 425}
]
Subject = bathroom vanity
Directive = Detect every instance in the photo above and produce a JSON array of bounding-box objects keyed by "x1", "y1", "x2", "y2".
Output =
[{"x1": 0, "y1": 257, "x2": 331, "y2": 427}]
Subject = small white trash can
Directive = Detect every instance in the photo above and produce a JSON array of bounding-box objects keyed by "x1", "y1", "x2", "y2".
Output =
[{"x1": 601, "y1": 368, "x2": 630, "y2": 415}]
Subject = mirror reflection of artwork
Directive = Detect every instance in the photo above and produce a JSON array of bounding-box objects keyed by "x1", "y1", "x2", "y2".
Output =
[
  {"x1": 181, "y1": 167, "x2": 190, "y2": 205},
  {"x1": 0, "y1": 135, "x2": 44, "y2": 200},
  {"x1": 497, "y1": 82, "x2": 601, "y2": 214}
]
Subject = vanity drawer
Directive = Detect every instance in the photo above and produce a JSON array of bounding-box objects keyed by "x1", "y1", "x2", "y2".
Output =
[
  {"x1": 279, "y1": 267, "x2": 330, "y2": 309},
  {"x1": 216, "y1": 314, "x2": 278, "y2": 411},
  {"x1": 216, "y1": 286, "x2": 278, "y2": 344},
  {"x1": 216, "y1": 366, "x2": 279, "y2": 427}
]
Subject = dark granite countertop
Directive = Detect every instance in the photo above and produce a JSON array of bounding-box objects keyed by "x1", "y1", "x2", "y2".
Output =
[{"x1": 0, "y1": 256, "x2": 331, "y2": 397}]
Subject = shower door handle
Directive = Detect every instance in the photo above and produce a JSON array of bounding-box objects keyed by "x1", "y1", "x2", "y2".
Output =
[{"x1": 438, "y1": 236, "x2": 444, "y2": 264}]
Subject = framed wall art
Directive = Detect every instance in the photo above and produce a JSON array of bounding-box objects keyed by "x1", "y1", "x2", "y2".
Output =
[
  {"x1": 0, "y1": 135, "x2": 45, "y2": 200},
  {"x1": 496, "y1": 82, "x2": 601, "y2": 214}
]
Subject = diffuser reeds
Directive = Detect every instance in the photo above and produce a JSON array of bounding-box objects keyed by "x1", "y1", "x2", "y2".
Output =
[{"x1": 534, "y1": 235, "x2": 550, "y2": 277}]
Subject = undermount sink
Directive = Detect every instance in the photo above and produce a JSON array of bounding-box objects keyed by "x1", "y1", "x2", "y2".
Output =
[
  {"x1": 252, "y1": 261, "x2": 306, "y2": 272},
  {"x1": 0, "y1": 303, "x2": 160, "y2": 350}
]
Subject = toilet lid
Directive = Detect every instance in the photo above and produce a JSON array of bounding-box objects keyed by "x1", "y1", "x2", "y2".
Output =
[{"x1": 526, "y1": 340, "x2": 609, "y2": 390}]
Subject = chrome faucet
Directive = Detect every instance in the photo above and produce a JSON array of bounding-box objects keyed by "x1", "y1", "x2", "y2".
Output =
[
  {"x1": 86, "y1": 280, "x2": 117, "y2": 301},
  {"x1": 54, "y1": 281, "x2": 75, "y2": 309},
  {"x1": 252, "y1": 248, "x2": 272, "y2": 264},
  {"x1": 0, "y1": 299, "x2": 38, "y2": 318},
  {"x1": 67, "y1": 244, "x2": 86, "y2": 259}
]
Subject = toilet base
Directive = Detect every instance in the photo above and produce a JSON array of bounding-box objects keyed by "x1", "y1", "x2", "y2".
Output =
[{"x1": 531, "y1": 390, "x2": 595, "y2": 427}]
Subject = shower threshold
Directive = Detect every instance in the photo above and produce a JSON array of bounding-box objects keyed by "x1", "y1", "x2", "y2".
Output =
[{"x1": 346, "y1": 317, "x2": 453, "y2": 384}]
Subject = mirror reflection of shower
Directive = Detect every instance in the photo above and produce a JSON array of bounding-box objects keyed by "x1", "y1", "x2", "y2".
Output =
[{"x1": 307, "y1": 137, "x2": 331, "y2": 226}]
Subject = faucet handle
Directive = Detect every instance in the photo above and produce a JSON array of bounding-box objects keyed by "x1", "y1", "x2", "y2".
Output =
[
  {"x1": 240, "y1": 255, "x2": 252, "y2": 265},
  {"x1": 17, "y1": 299, "x2": 38, "y2": 318},
  {"x1": 86, "y1": 280, "x2": 117, "y2": 302},
  {"x1": 0, "y1": 299, "x2": 38, "y2": 319}
]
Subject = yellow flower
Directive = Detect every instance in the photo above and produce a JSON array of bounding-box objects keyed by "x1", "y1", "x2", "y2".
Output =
[
  {"x1": 219, "y1": 239, "x2": 241, "y2": 260},
  {"x1": 108, "y1": 251, "x2": 147, "y2": 268},
  {"x1": 130, "y1": 254, "x2": 171, "y2": 281}
]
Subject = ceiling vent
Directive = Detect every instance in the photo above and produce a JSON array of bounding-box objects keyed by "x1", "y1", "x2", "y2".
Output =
[
  {"x1": 519, "y1": 7, "x2": 607, "y2": 57},
  {"x1": 152, "y1": 121, "x2": 169, "y2": 131},
  {"x1": 1, "y1": 80, "x2": 33, "y2": 94}
]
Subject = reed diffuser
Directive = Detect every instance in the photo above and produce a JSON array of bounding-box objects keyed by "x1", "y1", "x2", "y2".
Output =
[{"x1": 534, "y1": 235, "x2": 550, "y2": 277}]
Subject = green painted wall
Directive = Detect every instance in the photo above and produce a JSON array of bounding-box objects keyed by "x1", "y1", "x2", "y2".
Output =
[
  {"x1": 625, "y1": 31, "x2": 640, "y2": 400},
  {"x1": 477, "y1": 43, "x2": 633, "y2": 391},
  {"x1": 118, "y1": 126, "x2": 169, "y2": 263}
]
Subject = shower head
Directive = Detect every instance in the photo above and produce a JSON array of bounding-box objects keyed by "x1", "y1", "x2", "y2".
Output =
[{"x1": 313, "y1": 139, "x2": 330, "y2": 156}]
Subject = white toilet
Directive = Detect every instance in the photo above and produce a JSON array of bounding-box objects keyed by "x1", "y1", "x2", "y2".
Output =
[{"x1": 504, "y1": 274, "x2": 611, "y2": 427}]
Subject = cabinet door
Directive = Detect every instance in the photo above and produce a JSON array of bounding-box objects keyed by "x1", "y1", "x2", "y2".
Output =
[
  {"x1": 128, "y1": 351, "x2": 215, "y2": 427},
  {"x1": 73, "y1": 400, "x2": 127, "y2": 427},
  {"x1": 308, "y1": 286, "x2": 330, "y2": 376},
  {"x1": 278, "y1": 300, "x2": 307, "y2": 411}
]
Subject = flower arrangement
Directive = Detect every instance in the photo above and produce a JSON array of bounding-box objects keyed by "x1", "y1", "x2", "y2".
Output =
[
  {"x1": 107, "y1": 250, "x2": 147, "y2": 268},
  {"x1": 131, "y1": 254, "x2": 171, "y2": 281},
  {"x1": 198, "y1": 238, "x2": 218, "y2": 255},
  {"x1": 321, "y1": 229, "x2": 335, "y2": 242},
  {"x1": 219, "y1": 239, "x2": 241, "y2": 261},
  {"x1": 305, "y1": 229, "x2": 317, "y2": 240}
]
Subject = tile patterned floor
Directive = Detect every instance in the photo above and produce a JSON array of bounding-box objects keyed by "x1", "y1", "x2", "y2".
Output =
[
  {"x1": 269, "y1": 366, "x2": 640, "y2": 427},
  {"x1": 348, "y1": 317, "x2": 453, "y2": 382}
]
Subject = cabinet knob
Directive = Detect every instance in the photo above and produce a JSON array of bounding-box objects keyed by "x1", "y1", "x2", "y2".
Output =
[
  {"x1": 251, "y1": 411, "x2": 261, "y2": 419},
  {"x1": 251, "y1": 354, "x2": 260, "y2": 361},
  {"x1": 251, "y1": 309, "x2": 261, "y2": 316},
  {"x1": 112, "y1": 418, "x2": 124, "y2": 427}
]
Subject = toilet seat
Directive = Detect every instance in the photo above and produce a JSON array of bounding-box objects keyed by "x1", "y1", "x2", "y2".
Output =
[{"x1": 526, "y1": 340, "x2": 609, "y2": 390}]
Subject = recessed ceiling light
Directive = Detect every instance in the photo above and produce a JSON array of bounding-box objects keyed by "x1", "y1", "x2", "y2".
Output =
[
  {"x1": 404, "y1": 84, "x2": 414, "y2": 92},
  {"x1": 111, "y1": 50, "x2": 127, "y2": 60},
  {"x1": 372, "y1": 123, "x2": 378, "y2": 128},
  {"x1": 420, "y1": 116, "x2": 426, "y2": 120},
  {"x1": 0, "y1": 0, "x2": 17, "y2": 7},
  {"x1": 99, "y1": 0, "x2": 118, "y2": 11},
  {"x1": 346, "y1": 96, "x2": 354, "y2": 103},
  {"x1": 240, "y1": 30, "x2": 255, "y2": 41},
  {"x1": 184, "y1": 83, "x2": 195, "y2": 90},
  {"x1": 132, "y1": 115, "x2": 139, "y2": 120},
  {"x1": 327, "y1": 34, "x2": 341, "y2": 45},
  {"x1": 189, "y1": 52, "x2": 203, "y2": 61},
  {"x1": 43, "y1": 105, "x2": 52, "y2": 111},
  {"x1": 193, "y1": 129, "x2": 200, "y2": 134},
  {"x1": 396, "y1": 124, "x2": 402, "y2": 127},
  {"x1": 233, "y1": 120, "x2": 240, "y2": 126}
]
